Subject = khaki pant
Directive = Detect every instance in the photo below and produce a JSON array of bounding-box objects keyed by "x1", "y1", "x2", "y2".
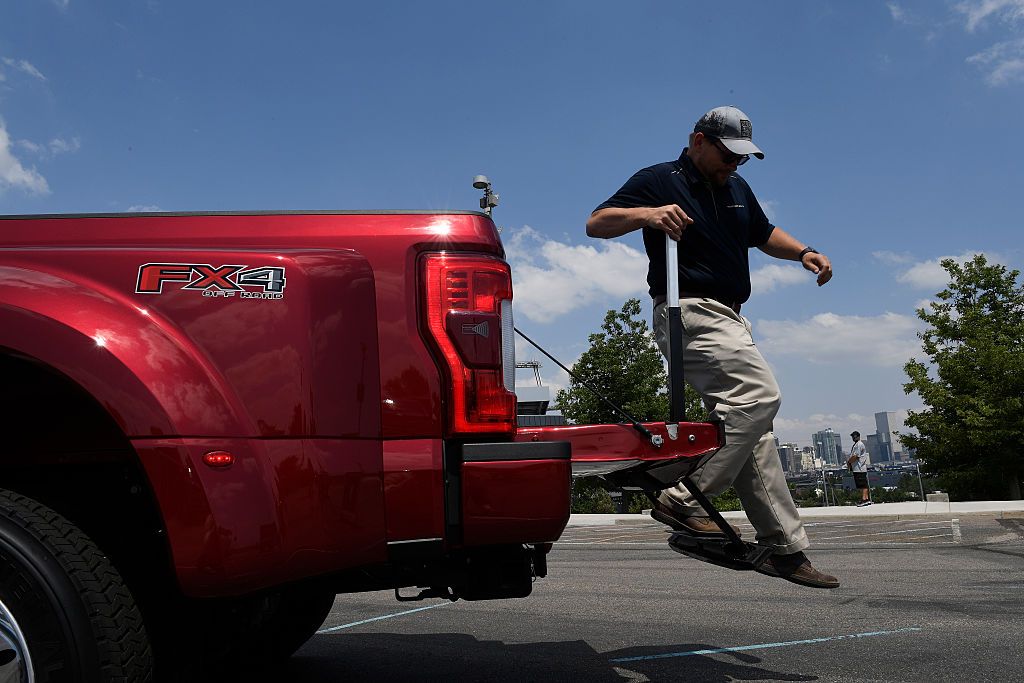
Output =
[{"x1": 653, "y1": 298, "x2": 808, "y2": 553}]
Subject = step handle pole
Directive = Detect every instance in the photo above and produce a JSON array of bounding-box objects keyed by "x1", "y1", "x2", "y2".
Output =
[{"x1": 665, "y1": 233, "x2": 686, "y2": 423}]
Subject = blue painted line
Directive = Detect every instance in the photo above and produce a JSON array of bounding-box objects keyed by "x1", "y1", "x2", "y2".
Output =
[
  {"x1": 609, "y1": 627, "x2": 923, "y2": 663},
  {"x1": 316, "y1": 602, "x2": 452, "y2": 634}
]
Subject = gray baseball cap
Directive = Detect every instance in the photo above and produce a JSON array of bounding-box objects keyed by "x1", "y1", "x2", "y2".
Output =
[{"x1": 694, "y1": 106, "x2": 764, "y2": 159}]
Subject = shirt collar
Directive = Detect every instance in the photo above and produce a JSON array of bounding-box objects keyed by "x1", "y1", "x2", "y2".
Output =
[
  {"x1": 675, "y1": 148, "x2": 737, "y2": 189},
  {"x1": 675, "y1": 149, "x2": 705, "y2": 187}
]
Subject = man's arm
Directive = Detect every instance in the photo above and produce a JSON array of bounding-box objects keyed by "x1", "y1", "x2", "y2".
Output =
[
  {"x1": 587, "y1": 205, "x2": 693, "y2": 241},
  {"x1": 758, "y1": 226, "x2": 833, "y2": 286}
]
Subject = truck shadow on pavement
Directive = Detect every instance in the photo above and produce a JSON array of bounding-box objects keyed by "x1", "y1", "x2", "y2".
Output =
[{"x1": 231, "y1": 633, "x2": 818, "y2": 682}]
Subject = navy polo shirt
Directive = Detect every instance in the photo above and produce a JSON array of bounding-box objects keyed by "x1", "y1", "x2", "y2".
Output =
[{"x1": 595, "y1": 150, "x2": 775, "y2": 303}]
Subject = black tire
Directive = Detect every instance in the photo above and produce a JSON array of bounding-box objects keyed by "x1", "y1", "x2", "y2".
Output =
[
  {"x1": 153, "y1": 586, "x2": 335, "y2": 680},
  {"x1": 0, "y1": 489, "x2": 153, "y2": 682},
  {"x1": 250, "y1": 587, "x2": 336, "y2": 662},
  {"x1": 209, "y1": 587, "x2": 336, "y2": 668}
]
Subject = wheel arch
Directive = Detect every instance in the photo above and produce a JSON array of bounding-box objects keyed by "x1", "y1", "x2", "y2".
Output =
[
  {"x1": 0, "y1": 350, "x2": 180, "y2": 601},
  {"x1": 0, "y1": 266, "x2": 253, "y2": 438}
]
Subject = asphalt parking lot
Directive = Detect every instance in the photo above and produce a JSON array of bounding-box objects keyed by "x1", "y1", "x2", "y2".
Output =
[{"x1": 254, "y1": 514, "x2": 1024, "y2": 682}]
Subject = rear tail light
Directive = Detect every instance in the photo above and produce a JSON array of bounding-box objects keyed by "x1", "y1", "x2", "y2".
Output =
[{"x1": 422, "y1": 253, "x2": 517, "y2": 434}]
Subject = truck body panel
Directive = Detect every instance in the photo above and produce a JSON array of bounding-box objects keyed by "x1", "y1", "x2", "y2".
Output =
[{"x1": 133, "y1": 437, "x2": 386, "y2": 597}]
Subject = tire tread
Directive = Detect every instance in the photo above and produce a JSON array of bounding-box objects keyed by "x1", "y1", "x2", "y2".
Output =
[{"x1": 0, "y1": 489, "x2": 153, "y2": 682}]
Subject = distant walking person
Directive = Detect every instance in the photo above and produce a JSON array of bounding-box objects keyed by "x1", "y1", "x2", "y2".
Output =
[{"x1": 847, "y1": 431, "x2": 871, "y2": 506}]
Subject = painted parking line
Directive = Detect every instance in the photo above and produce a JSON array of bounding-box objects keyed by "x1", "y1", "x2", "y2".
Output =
[
  {"x1": 594, "y1": 531, "x2": 665, "y2": 543},
  {"x1": 560, "y1": 519, "x2": 959, "y2": 547},
  {"x1": 558, "y1": 542, "x2": 668, "y2": 547},
  {"x1": 608, "y1": 626, "x2": 923, "y2": 663},
  {"x1": 812, "y1": 540, "x2": 958, "y2": 546},
  {"x1": 317, "y1": 602, "x2": 453, "y2": 634},
  {"x1": 804, "y1": 519, "x2": 948, "y2": 530},
  {"x1": 812, "y1": 525, "x2": 953, "y2": 541}
]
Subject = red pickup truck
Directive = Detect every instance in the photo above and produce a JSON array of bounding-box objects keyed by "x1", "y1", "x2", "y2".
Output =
[{"x1": 0, "y1": 210, "x2": 721, "y2": 681}]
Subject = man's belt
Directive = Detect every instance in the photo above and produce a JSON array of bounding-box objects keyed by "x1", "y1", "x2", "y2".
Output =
[{"x1": 653, "y1": 292, "x2": 742, "y2": 314}]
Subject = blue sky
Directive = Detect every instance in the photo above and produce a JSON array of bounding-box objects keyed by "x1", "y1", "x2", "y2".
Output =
[{"x1": 2, "y1": 1, "x2": 1023, "y2": 447}]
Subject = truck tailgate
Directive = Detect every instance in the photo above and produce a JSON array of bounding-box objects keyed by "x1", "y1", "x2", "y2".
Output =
[{"x1": 516, "y1": 420, "x2": 724, "y2": 490}]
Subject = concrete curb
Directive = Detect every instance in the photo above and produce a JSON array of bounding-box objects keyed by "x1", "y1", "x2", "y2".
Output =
[{"x1": 568, "y1": 500, "x2": 1024, "y2": 526}]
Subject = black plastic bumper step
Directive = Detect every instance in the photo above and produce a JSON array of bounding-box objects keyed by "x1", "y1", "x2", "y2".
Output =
[{"x1": 667, "y1": 533, "x2": 774, "y2": 571}]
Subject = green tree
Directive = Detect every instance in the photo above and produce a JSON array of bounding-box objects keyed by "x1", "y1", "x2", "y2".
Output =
[
  {"x1": 902, "y1": 255, "x2": 1024, "y2": 500},
  {"x1": 556, "y1": 298, "x2": 704, "y2": 425},
  {"x1": 570, "y1": 480, "x2": 616, "y2": 514}
]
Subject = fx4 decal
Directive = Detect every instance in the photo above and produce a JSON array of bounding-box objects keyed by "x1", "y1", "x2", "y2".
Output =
[{"x1": 136, "y1": 263, "x2": 287, "y2": 299}]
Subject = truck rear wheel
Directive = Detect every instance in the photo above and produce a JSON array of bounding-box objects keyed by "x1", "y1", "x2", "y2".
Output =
[
  {"x1": 153, "y1": 585, "x2": 335, "y2": 678},
  {"x1": 206, "y1": 587, "x2": 336, "y2": 669},
  {"x1": 0, "y1": 489, "x2": 153, "y2": 682},
  {"x1": 245, "y1": 587, "x2": 336, "y2": 662}
]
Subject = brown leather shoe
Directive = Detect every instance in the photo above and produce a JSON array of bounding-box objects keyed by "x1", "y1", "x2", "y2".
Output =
[
  {"x1": 650, "y1": 501, "x2": 742, "y2": 538},
  {"x1": 756, "y1": 552, "x2": 840, "y2": 589}
]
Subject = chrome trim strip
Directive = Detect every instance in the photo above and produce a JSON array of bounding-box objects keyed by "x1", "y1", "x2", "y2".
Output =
[{"x1": 387, "y1": 538, "x2": 443, "y2": 545}]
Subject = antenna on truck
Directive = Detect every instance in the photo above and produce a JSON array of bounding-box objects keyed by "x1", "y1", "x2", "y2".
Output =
[{"x1": 472, "y1": 175, "x2": 500, "y2": 216}]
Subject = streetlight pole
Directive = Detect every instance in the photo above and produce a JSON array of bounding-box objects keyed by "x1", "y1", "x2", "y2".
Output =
[
  {"x1": 914, "y1": 460, "x2": 925, "y2": 503},
  {"x1": 819, "y1": 461, "x2": 829, "y2": 507}
]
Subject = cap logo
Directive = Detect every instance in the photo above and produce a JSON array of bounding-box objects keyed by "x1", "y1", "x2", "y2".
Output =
[
  {"x1": 698, "y1": 111, "x2": 725, "y2": 136},
  {"x1": 739, "y1": 119, "x2": 752, "y2": 139}
]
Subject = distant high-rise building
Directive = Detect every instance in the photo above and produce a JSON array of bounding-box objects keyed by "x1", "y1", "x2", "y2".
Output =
[
  {"x1": 875, "y1": 411, "x2": 902, "y2": 461},
  {"x1": 801, "y1": 447, "x2": 815, "y2": 471},
  {"x1": 812, "y1": 428, "x2": 844, "y2": 466},
  {"x1": 866, "y1": 433, "x2": 883, "y2": 464},
  {"x1": 776, "y1": 442, "x2": 799, "y2": 472}
]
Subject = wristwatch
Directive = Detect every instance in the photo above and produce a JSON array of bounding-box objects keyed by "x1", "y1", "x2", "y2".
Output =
[{"x1": 797, "y1": 247, "x2": 819, "y2": 261}]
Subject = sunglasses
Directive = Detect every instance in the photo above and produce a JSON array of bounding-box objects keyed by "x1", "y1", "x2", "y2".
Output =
[{"x1": 706, "y1": 136, "x2": 749, "y2": 166}]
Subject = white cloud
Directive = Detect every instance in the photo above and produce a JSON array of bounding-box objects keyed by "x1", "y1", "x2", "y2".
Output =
[
  {"x1": 967, "y1": 37, "x2": 1024, "y2": 84},
  {"x1": 759, "y1": 199, "x2": 779, "y2": 223},
  {"x1": 16, "y1": 136, "x2": 81, "y2": 159},
  {"x1": 872, "y1": 250, "x2": 915, "y2": 265},
  {"x1": 505, "y1": 226, "x2": 647, "y2": 324},
  {"x1": 886, "y1": 2, "x2": 942, "y2": 40},
  {"x1": 914, "y1": 298, "x2": 936, "y2": 312},
  {"x1": 505, "y1": 227, "x2": 809, "y2": 323},
  {"x1": 750, "y1": 263, "x2": 808, "y2": 294},
  {"x1": 888, "y1": 2, "x2": 908, "y2": 23},
  {"x1": 953, "y1": 2, "x2": 1024, "y2": 84},
  {"x1": 756, "y1": 311, "x2": 922, "y2": 367},
  {"x1": 15, "y1": 139, "x2": 41, "y2": 154},
  {"x1": 894, "y1": 249, "x2": 1004, "y2": 290},
  {"x1": 48, "y1": 137, "x2": 80, "y2": 155},
  {"x1": 0, "y1": 120, "x2": 50, "y2": 195},
  {"x1": 892, "y1": 2, "x2": 1024, "y2": 73},
  {"x1": 1, "y1": 57, "x2": 47, "y2": 82},
  {"x1": 955, "y1": 0, "x2": 1024, "y2": 32},
  {"x1": 127, "y1": 205, "x2": 162, "y2": 212},
  {"x1": 898, "y1": 260, "x2": 955, "y2": 290}
]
